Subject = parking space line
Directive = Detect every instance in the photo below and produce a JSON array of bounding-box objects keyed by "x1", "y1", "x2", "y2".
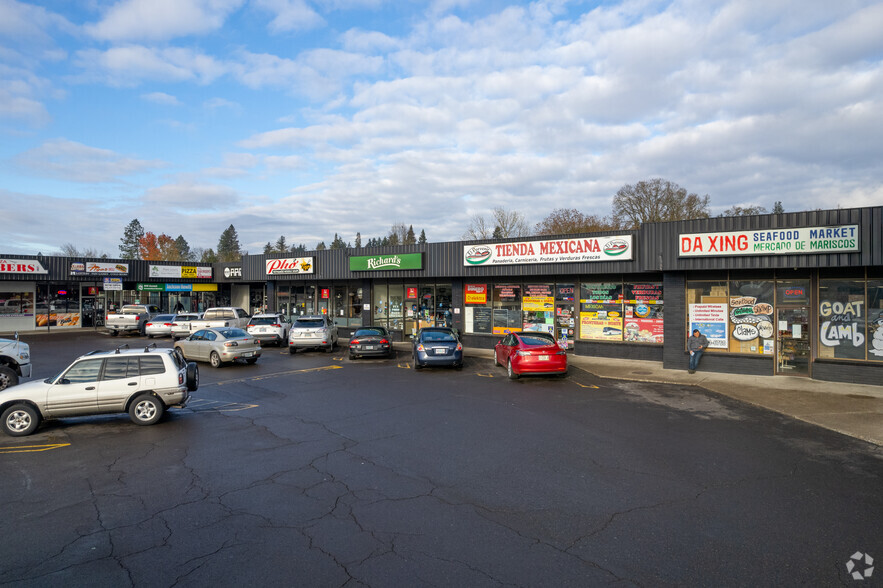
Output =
[
  {"x1": 211, "y1": 364, "x2": 343, "y2": 386},
  {"x1": 397, "y1": 362, "x2": 411, "y2": 369},
  {"x1": 574, "y1": 382, "x2": 600, "y2": 389},
  {"x1": 0, "y1": 443, "x2": 70, "y2": 454},
  {"x1": 476, "y1": 372, "x2": 495, "y2": 378},
  {"x1": 186, "y1": 399, "x2": 258, "y2": 412}
]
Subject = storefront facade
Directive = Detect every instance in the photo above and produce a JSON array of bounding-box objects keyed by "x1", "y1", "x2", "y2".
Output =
[{"x1": 3, "y1": 205, "x2": 881, "y2": 384}]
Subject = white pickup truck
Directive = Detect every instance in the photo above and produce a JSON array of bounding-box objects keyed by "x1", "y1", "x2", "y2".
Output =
[
  {"x1": 188, "y1": 307, "x2": 251, "y2": 332},
  {"x1": 106, "y1": 304, "x2": 160, "y2": 336},
  {"x1": 0, "y1": 332, "x2": 32, "y2": 391}
]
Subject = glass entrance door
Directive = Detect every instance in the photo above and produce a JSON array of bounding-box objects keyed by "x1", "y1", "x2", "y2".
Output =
[{"x1": 776, "y1": 307, "x2": 810, "y2": 376}]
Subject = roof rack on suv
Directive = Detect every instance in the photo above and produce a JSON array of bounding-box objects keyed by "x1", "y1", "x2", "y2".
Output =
[
  {"x1": 143, "y1": 342, "x2": 157, "y2": 352},
  {"x1": 114, "y1": 344, "x2": 130, "y2": 354},
  {"x1": 83, "y1": 349, "x2": 105, "y2": 356}
]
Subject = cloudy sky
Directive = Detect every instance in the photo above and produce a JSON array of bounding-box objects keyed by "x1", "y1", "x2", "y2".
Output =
[{"x1": 1, "y1": 0, "x2": 881, "y2": 257}]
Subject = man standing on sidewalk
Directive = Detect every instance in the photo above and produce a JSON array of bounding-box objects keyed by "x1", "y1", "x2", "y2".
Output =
[{"x1": 687, "y1": 329, "x2": 709, "y2": 373}]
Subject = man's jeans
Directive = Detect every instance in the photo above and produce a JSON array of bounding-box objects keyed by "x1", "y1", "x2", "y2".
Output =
[{"x1": 689, "y1": 349, "x2": 704, "y2": 371}]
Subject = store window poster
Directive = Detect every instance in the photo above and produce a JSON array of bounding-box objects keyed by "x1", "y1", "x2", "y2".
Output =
[
  {"x1": 580, "y1": 312, "x2": 623, "y2": 340},
  {"x1": 689, "y1": 303, "x2": 728, "y2": 348}
]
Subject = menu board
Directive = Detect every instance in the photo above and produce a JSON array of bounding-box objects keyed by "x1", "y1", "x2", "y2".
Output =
[
  {"x1": 625, "y1": 283, "x2": 663, "y2": 303},
  {"x1": 471, "y1": 307, "x2": 493, "y2": 334}
]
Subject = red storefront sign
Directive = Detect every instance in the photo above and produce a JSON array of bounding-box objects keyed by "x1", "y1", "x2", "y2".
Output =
[{"x1": 465, "y1": 284, "x2": 487, "y2": 304}]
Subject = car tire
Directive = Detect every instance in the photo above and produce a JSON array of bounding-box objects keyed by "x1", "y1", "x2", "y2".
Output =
[
  {"x1": 289, "y1": 346, "x2": 296, "y2": 355},
  {"x1": 246, "y1": 358, "x2": 258, "y2": 365},
  {"x1": 507, "y1": 359, "x2": 519, "y2": 380},
  {"x1": 129, "y1": 394, "x2": 164, "y2": 426},
  {"x1": 110, "y1": 330, "x2": 119, "y2": 337},
  {"x1": 413, "y1": 356, "x2": 422, "y2": 370},
  {"x1": 210, "y1": 351, "x2": 223, "y2": 368},
  {"x1": 557, "y1": 370, "x2": 568, "y2": 379},
  {"x1": 2, "y1": 403, "x2": 40, "y2": 437},
  {"x1": 186, "y1": 362, "x2": 199, "y2": 391},
  {"x1": 0, "y1": 366, "x2": 19, "y2": 391},
  {"x1": 349, "y1": 352, "x2": 357, "y2": 360},
  {"x1": 493, "y1": 353, "x2": 500, "y2": 367}
]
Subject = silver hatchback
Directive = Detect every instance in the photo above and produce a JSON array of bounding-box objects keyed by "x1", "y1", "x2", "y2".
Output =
[{"x1": 288, "y1": 315, "x2": 338, "y2": 354}]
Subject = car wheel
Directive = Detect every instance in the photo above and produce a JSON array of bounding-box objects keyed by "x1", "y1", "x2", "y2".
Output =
[
  {"x1": 413, "y1": 356, "x2": 422, "y2": 370},
  {"x1": 507, "y1": 359, "x2": 519, "y2": 380},
  {"x1": 324, "y1": 345, "x2": 331, "y2": 353},
  {"x1": 557, "y1": 370, "x2": 568, "y2": 379},
  {"x1": 289, "y1": 346, "x2": 296, "y2": 355},
  {"x1": 0, "y1": 366, "x2": 19, "y2": 391},
  {"x1": 2, "y1": 404, "x2": 40, "y2": 436},
  {"x1": 210, "y1": 351, "x2": 222, "y2": 368},
  {"x1": 110, "y1": 330, "x2": 119, "y2": 337},
  {"x1": 493, "y1": 352, "x2": 500, "y2": 367},
  {"x1": 186, "y1": 362, "x2": 199, "y2": 391},
  {"x1": 129, "y1": 394, "x2": 164, "y2": 426},
  {"x1": 246, "y1": 358, "x2": 258, "y2": 365},
  {"x1": 349, "y1": 352, "x2": 357, "y2": 360},
  {"x1": 147, "y1": 334, "x2": 154, "y2": 339}
]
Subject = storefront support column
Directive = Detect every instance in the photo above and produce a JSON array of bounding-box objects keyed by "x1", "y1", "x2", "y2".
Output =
[{"x1": 662, "y1": 271, "x2": 686, "y2": 370}]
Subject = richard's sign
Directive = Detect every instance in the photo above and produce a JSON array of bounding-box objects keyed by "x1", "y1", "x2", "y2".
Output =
[
  {"x1": 349, "y1": 253, "x2": 423, "y2": 271},
  {"x1": 679, "y1": 225, "x2": 859, "y2": 257}
]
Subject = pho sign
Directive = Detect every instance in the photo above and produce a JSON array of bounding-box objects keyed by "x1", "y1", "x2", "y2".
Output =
[{"x1": 349, "y1": 253, "x2": 423, "y2": 271}]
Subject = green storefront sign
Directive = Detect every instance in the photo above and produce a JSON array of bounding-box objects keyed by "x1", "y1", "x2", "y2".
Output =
[
  {"x1": 349, "y1": 253, "x2": 423, "y2": 271},
  {"x1": 137, "y1": 283, "x2": 165, "y2": 292}
]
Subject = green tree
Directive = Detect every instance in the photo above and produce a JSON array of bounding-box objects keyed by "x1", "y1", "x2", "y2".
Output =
[
  {"x1": 330, "y1": 233, "x2": 347, "y2": 249},
  {"x1": 612, "y1": 178, "x2": 710, "y2": 228},
  {"x1": 263, "y1": 242, "x2": 273, "y2": 255},
  {"x1": 404, "y1": 225, "x2": 416, "y2": 245},
  {"x1": 217, "y1": 224, "x2": 241, "y2": 262},
  {"x1": 418, "y1": 229, "x2": 427, "y2": 244},
  {"x1": 354, "y1": 232, "x2": 362, "y2": 248},
  {"x1": 200, "y1": 248, "x2": 218, "y2": 263},
  {"x1": 316, "y1": 241, "x2": 327, "y2": 250},
  {"x1": 119, "y1": 219, "x2": 145, "y2": 259},
  {"x1": 275, "y1": 235, "x2": 288, "y2": 255},
  {"x1": 174, "y1": 235, "x2": 192, "y2": 260},
  {"x1": 388, "y1": 233, "x2": 400, "y2": 246},
  {"x1": 721, "y1": 205, "x2": 768, "y2": 217},
  {"x1": 772, "y1": 201, "x2": 785, "y2": 214}
]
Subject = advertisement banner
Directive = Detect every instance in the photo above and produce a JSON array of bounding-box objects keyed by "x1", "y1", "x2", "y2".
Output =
[
  {"x1": 679, "y1": 225, "x2": 859, "y2": 257},
  {"x1": 266, "y1": 257, "x2": 314, "y2": 275},
  {"x1": 522, "y1": 296, "x2": 554, "y2": 312},
  {"x1": 0, "y1": 259, "x2": 48, "y2": 275},
  {"x1": 580, "y1": 313, "x2": 623, "y2": 340},
  {"x1": 463, "y1": 235, "x2": 633, "y2": 266},
  {"x1": 149, "y1": 265, "x2": 180, "y2": 278},
  {"x1": 349, "y1": 253, "x2": 423, "y2": 271},
  {"x1": 464, "y1": 284, "x2": 487, "y2": 304},
  {"x1": 688, "y1": 303, "x2": 729, "y2": 348},
  {"x1": 103, "y1": 277, "x2": 123, "y2": 291}
]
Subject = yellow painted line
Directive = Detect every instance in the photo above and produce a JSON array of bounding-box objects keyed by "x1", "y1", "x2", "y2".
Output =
[
  {"x1": 332, "y1": 356, "x2": 343, "y2": 362},
  {"x1": 574, "y1": 382, "x2": 599, "y2": 389},
  {"x1": 476, "y1": 372, "x2": 495, "y2": 378},
  {"x1": 0, "y1": 443, "x2": 70, "y2": 454},
  {"x1": 397, "y1": 362, "x2": 411, "y2": 369}
]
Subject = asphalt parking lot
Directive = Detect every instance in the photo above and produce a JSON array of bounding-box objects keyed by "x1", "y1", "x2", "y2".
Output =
[{"x1": 1, "y1": 331, "x2": 882, "y2": 587}]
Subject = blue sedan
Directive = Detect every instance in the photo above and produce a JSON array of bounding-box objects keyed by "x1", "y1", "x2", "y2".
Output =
[{"x1": 412, "y1": 327, "x2": 463, "y2": 370}]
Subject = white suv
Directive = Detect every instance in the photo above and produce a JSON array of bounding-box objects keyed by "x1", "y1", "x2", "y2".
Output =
[
  {"x1": 288, "y1": 315, "x2": 338, "y2": 354},
  {"x1": 247, "y1": 313, "x2": 291, "y2": 346},
  {"x1": 0, "y1": 344, "x2": 198, "y2": 437}
]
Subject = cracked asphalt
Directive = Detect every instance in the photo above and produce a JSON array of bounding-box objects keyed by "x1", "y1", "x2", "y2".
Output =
[{"x1": 1, "y1": 332, "x2": 882, "y2": 587}]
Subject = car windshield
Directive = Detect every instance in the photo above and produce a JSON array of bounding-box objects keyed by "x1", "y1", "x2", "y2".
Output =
[
  {"x1": 217, "y1": 328, "x2": 248, "y2": 339},
  {"x1": 422, "y1": 330, "x2": 456, "y2": 342},
  {"x1": 250, "y1": 317, "x2": 281, "y2": 325},
  {"x1": 294, "y1": 319, "x2": 325, "y2": 328},
  {"x1": 152, "y1": 315, "x2": 174, "y2": 322},
  {"x1": 520, "y1": 333, "x2": 556, "y2": 346},
  {"x1": 175, "y1": 314, "x2": 199, "y2": 321},
  {"x1": 354, "y1": 328, "x2": 385, "y2": 337}
]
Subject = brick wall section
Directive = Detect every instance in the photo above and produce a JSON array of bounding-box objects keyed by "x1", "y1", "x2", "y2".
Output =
[{"x1": 813, "y1": 362, "x2": 883, "y2": 386}]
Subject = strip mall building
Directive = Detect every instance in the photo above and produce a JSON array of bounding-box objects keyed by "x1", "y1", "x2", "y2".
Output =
[{"x1": 2, "y1": 206, "x2": 881, "y2": 385}]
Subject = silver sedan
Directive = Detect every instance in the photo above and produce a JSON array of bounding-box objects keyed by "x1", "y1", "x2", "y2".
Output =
[{"x1": 174, "y1": 328, "x2": 262, "y2": 368}]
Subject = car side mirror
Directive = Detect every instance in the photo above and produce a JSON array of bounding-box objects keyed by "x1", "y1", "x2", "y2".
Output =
[{"x1": 61, "y1": 378, "x2": 71, "y2": 385}]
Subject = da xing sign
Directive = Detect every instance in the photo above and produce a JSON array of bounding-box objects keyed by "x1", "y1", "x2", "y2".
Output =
[
  {"x1": 679, "y1": 225, "x2": 859, "y2": 257},
  {"x1": 463, "y1": 236, "x2": 632, "y2": 266},
  {"x1": 349, "y1": 253, "x2": 423, "y2": 271}
]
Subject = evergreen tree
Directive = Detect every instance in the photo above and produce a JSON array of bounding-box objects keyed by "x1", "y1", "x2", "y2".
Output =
[
  {"x1": 316, "y1": 241, "x2": 327, "y2": 250},
  {"x1": 119, "y1": 219, "x2": 145, "y2": 259},
  {"x1": 354, "y1": 232, "x2": 362, "y2": 248},
  {"x1": 200, "y1": 248, "x2": 218, "y2": 263},
  {"x1": 263, "y1": 242, "x2": 273, "y2": 255},
  {"x1": 174, "y1": 235, "x2": 191, "y2": 260},
  {"x1": 217, "y1": 224, "x2": 241, "y2": 262},
  {"x1": 330, "y1": 233, "x2": 347, "y2": 249},
  {"x1": 492, "y1": 226, "x2": 503, "y2": 239},
  {"x1": 405, "y1": 225, "x2": 416, "y2": 245},
  {"x1": 381, "y1": 236, "x2": 390, "y2": 246},
  {"x1": 275, "y1": 235, "x2": 287, "y2": 255},
  {"x1": 388, "y1": 233, "x2": 400, "y2": 246},
  {"x1": 292, "y1": 243, "x2": 307, "y2": 255},
  {"x1": 418, "y1": 229, "x2": 427, "y2": 244},
  {"x1": 772, "y1": 201, "x2": 785, "y2": 214}
]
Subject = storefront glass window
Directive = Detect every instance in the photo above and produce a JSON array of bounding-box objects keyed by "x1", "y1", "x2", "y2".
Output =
[
  {"x1": 493, "y1": 284, "x2": 521, "y2": 335},
  {"x1": 373, "y1": 283, "x2": 388, "y2": 329},
  {"x1": 868, "y1": 278, "x2": 883, "y2": 362},
  {"x1": 389, "y1": 284, "x2": 404, "y2": 331},
  {"x1": 624, "y1": 283, "x2": 664, "y2": 343},
  {"x1": 39, "y1": 283, "x2": 82, "y2": 328},
  {"x1": 276, "y1": 285, "x2": 291, "y2": 317},
  {"x1": 686, "y1": 281, "x2": 729, "y2": 350},
  {"x1": 333, "y1": 286, "x2": 347, "y2": 325},
  {"x1": 436, "y1": 285, "x2": 452, "y2": 327},
  {"x1": 350, "y1": 287, "x2": 363, "y2": 327},
  {"x1": 728, "y1": 280, "x2": 774, "y2": 355},
  {"x1": 579, "y1": 282, "x2": 623, "y2": 341},
  {"x1": 464, "y1": 284, "x2": 491, "y2": 334},
  {"x1": 292, "y1": 285, "x2": 315, "y2": 316},
  {"x1": 818, "y1": 279, "x2": 866, "y2": 360},
  {"x1": 523, "y1": 284, "x2": 554, "y2": 335}
]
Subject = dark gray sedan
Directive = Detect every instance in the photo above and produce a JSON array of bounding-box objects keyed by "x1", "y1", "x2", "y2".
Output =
[
  {"x1": 348, "y1": 327, "x2": 394, "y2": 359},
  {"x1": 412, "y1": 327, "x2": 463, "y2": 370}
]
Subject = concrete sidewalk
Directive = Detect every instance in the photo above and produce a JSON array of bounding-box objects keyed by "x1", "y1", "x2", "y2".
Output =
[{"x1": 456, "y1": 346, "x2": 883, "y2": 447}]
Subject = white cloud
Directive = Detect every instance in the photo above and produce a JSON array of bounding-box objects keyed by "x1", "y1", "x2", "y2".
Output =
[
  {"x1": 142, "y1": 91, "x2": 182, "y2": 106},
  {"x1": 74, "y1": 46, "x2": 226, "y2": 86},
  {"x1": 252, "y1": 0, "x2": 324, "y2": 34},
  {"x1": 203, "y1": 97, "x2": 241, "y2": 110},
  {"x1": 13, "y1": 139, "x2": 166, "y2": 183},
  {"x1": 85, "y1": 0, "x2": 245, "y2": 42},
  {"x1": 143, "y1": 182, "x2": 239, "y2": 209}
]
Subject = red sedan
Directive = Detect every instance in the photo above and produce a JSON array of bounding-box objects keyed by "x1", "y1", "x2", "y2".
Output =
[{"x1": 494, "y1": 332, "x2": 568, "y2": 379}]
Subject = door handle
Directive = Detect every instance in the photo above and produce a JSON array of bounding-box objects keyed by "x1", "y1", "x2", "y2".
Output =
[
  {"x1": 86, "y1": 386, "x2": 96, "y2": 390},
  {"x1": 128, "y1": 382, "x2": 138, "y2": 386}
]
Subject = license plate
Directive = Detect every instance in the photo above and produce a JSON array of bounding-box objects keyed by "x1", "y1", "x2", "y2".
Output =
[
  {"x1": 242, "y1": 351, "x2": 253, "y2": 357},
  {"x1": 259, "y1": 328, "x2": 266, "y2": 332},
  {"x1": 434, "y1": 348, "x2": 447, "y2": 355},
  {"x1": 365, "y1": 345, "x2": 375, "y2": 350},
  {"x1": 538, "y1": 355, "x2": 549, "y2": 361}
]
